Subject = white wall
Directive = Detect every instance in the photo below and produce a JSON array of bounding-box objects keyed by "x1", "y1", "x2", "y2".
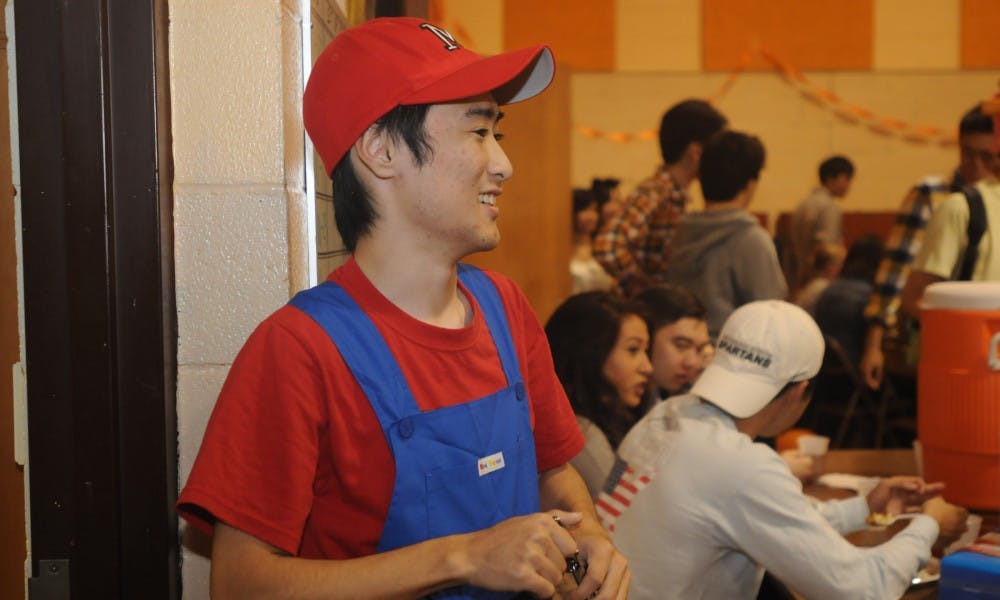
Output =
[{"x1": 168, "y1": 0, "x2": 316, "y2": 596}]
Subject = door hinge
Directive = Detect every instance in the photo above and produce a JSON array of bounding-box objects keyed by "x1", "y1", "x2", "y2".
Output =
[
  {"x1": 28, "y1": 559, "x2": 69, "y2": 600},
  {"x1": 12, "y1": 361, "x2": 26, "y2": 465}
]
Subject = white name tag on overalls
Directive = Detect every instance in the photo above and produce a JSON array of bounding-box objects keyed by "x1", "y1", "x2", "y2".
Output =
[{"x1": 477, "y1": 451, "x2": 505, "y2": 477}]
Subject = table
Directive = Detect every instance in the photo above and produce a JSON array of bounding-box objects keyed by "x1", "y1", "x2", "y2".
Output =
[
  {"x1": 803, "y1": 449, "x2": 999, "y2": 600},
  {"x1": 821, "y1": 448, "x2": 918, "y2": 477}
]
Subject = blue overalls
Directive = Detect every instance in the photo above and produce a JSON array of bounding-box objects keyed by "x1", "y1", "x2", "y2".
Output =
[{"x1": 290, "y1": 264, "x2": 540, "y2": 599}]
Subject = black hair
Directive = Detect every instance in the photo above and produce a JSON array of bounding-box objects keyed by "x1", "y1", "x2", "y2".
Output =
[
  {"x1": 631, "y1": 284, "x2": 706, "y2": 336},
  {"x1": 839, "y1": 234, "x2": 884, "y2": 283},
  {"x1": 330, "y1": 104, "x2": 432, "y2": 252},
  {"x1": 699, "y1": 130, "x2": 766, "y2": 203},
  {"x1": 545, "y1": 291, "x2": 649, "y2": 448},
  {"x1": 572, "y1": 187, "x2": 596, "y2": 214},
  {"x1": 818, "y1": 155, "x2": 855, "y2": 183},
  {"x1": 959, "y1": 104, "x2": 995, "y2": 136},
  {"x1": 572, "y1": 187, "x2": 597, "y2": 232},
  {"x1": 590, "y1": 177, "x2": 621, "y2": 208},
  {"x1": 658, "y1": 99, "x2": 728, "y2": 165}
]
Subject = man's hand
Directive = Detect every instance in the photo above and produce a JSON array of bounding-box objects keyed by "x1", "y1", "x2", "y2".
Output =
[
  {"x1": 860, "y1": 325, "x2": 886, "y2": 389},
  {"x1": 562, "y1": 514, "x2": 630, "y2": 600},
  {"x1": 456, "y1": 511, "x2": 583, "y2": 598},
  {"x1": 922, "y1": 497, "x2": 969, "y2": 549},
  {"x1": 859, "y1": 344, "x2": 884, "y2": 390},
  {"x1": 866, "y1": 476, "x2": 944, "y2": 515},
  {"x1": 536, "y1": 463, "x2": 630, "y2": 598}
]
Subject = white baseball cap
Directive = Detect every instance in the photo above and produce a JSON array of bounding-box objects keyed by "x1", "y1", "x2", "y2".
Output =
[{"x1": 691, "y1": 301, "x2": 824, "y2": 418}]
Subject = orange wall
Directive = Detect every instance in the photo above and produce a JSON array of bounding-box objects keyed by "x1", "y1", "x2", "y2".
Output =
[
  {"x1": 962, "y1": 0, "x2": 1000, "y2": 68},
  {"x1": 498, "y1": 0, "x2": 1000, "y2": 70},
  {"x1": 703, "y1": 0, "x2": 873, "y2": 70},
  {"x1": 504, "y1": 0, "x2": 615, "y2": 70}
]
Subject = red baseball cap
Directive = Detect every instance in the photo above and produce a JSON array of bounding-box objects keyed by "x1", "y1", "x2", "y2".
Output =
[{"x1": 303, "y1": 17, "x2": 555, "y2": 176}]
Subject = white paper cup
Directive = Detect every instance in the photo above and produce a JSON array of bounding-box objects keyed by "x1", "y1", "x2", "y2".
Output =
[{"x1": 797, "y1": 434, "x2": 830, "y2": 457}]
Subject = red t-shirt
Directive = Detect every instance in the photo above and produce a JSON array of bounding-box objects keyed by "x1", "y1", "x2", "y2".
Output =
[{"x1": 177, "y1": 258, "x2": 583, "y2": 558}]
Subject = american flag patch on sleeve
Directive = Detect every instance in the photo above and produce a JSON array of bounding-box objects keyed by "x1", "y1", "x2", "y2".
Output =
[{"x1": 594, "y1": 456, "x2": 654, "y2": 531}]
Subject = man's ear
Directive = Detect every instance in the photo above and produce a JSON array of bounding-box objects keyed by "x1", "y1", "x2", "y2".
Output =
[
  {"x1": 739, "y1": 178, "x2": 759, "y2": 206},
  {"x1": 790, "y1": 380, "x2": 810, "y2": 403},
  {"x1": 773, "y1": 380, "x2": 809, "y2": 408},
  {"x1": 353, "y1": 125, "x2": 396, "y2": 180}
]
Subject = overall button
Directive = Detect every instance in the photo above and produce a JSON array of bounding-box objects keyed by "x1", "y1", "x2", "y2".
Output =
[
  {"x1": 514, "y1": 382, "x2": 526, "y2": 401},
  {"x1": 398, "y1": 417, "x2": 414, "y2": 439}
]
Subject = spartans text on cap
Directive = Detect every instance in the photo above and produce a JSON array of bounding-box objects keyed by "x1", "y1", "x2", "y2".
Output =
[{"x1": 718, "y1": 337, "x2": 772, "y2": 369}]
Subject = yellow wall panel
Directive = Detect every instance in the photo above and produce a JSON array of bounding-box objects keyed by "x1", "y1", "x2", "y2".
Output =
[
  {"x1": 616, "y1": 0, "x2": 701, "y2": 72},
  {"x1": 703, "y1": 0, "x2": 873, "y2": 71},
  {"x1": 962, "y1": 0, "x2": 1000, "y2": 68},
  {"x1": 572, "y1": 70, "x2": 1000, "y2": 224},
  {"x1": 873, "y1": 0, "x2": 958, "y2": 70},
  {"x1": 504, "y1": 0, "x2": 615, "y2": 70}
]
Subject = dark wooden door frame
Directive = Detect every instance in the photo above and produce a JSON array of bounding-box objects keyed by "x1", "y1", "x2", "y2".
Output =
[{"x1": 15, "y1": 1, "x2": 177, "y2": 598}]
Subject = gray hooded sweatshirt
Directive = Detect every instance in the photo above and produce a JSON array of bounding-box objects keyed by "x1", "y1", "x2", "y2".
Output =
[{"x1": 666, "y1": 208, "x2": 787, "y2": 337}]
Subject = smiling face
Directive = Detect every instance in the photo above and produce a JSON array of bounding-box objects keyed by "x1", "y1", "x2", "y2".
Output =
[
  {"x1": 602, "y1": 314, "x2": 653, "y2": 408},
  {"x1": 650, "y1": 317, "x2": 712, "y2": 395},
  {"x1": 393, "y1": 95, "x2": 513, "y2": 259}
]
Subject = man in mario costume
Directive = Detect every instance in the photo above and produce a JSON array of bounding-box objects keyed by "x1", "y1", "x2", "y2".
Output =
[{"x1": 178, "y1": 17, "x2": 629, "y2": 600}]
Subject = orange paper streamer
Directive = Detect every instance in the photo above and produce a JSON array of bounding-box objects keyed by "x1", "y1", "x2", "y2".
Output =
[{"x1": 576, "y1": 46, "x2": 957, "y2": 146}]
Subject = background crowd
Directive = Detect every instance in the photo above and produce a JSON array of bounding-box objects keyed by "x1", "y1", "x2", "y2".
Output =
[{"x1": 566, "y1": 98, "x2": 1000, "y2": 452}]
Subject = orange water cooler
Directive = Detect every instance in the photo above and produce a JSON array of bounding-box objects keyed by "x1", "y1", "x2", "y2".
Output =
[{"x1": 917, "y1": 282, "x2": 1000, "y2": 510}]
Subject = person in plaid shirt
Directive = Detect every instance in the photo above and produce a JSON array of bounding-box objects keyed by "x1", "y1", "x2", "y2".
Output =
[
  {"x1": 859, "y1": 104, "x2": 996, "y2": 389},
  {"x1": 593, "y1": 100, "x2": 727, "y2": 297}
]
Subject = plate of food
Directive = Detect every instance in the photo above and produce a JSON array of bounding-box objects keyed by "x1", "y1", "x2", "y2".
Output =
[
  {"x1": 867, "y1": 511, "x2": 918, "y2": 528},
  {"x1": 910, "y1": 558, "x2": 940, "y2": 587}
]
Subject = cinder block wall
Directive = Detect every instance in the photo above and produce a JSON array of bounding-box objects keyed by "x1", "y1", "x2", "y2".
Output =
[{"x1": 169, "y1": 0, "x2": 317, "y2": 596}]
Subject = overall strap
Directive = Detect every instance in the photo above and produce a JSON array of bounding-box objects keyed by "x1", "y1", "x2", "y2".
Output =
[
  {"x1": 288, "y1": 282, "x2": 420, "y2": 430},
  {"x1": 289, "y1": 269, "x2": 524, "y2": 432},
  {"x1": 958, "y1": 185, "x2": 987, "y2": 281},
  {"x1": 456, "y1": 264, "x2": 522, "y2": 388}
]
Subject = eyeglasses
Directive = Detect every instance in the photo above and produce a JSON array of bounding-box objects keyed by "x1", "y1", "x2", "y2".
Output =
[{"x1": 665, "y1": 336, "x2": 715, "y2": 357}]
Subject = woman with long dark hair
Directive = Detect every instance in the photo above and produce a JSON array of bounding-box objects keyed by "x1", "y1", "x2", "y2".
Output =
[{"x1": 545, "y1": 291, "x2": 653, "y2": 498}]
